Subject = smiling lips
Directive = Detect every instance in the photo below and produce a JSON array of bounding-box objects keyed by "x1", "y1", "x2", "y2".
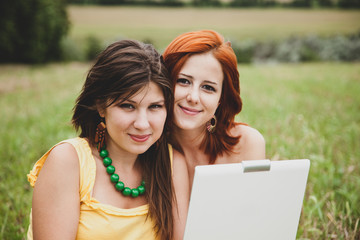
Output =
[
  {"x1": 129, "y1": 134, "x2": 151, "y2": 142},
  {"x1": 179, "y1": 105, "x2": 202, "y2": 115}
]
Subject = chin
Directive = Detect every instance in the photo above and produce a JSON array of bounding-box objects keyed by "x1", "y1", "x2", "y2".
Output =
[
  {"x1": 127, "y1": 145, "x2": 152, "y2": 155},
  {"x1": 175, "y1": 122, "x2": 201, "y2": 131}
]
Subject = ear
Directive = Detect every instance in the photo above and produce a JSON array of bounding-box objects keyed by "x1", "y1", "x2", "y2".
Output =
[{"x1": 96, "y1": 100, "x2": 105, "y2": 118}]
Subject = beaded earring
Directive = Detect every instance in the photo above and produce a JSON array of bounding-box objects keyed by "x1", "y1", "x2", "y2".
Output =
[
  {"x1": 95, "y1": 119, "x2": 106, "y2": 152},
  {"x1": 206, "y1": 115, "x2": 217, "y2": 133}
]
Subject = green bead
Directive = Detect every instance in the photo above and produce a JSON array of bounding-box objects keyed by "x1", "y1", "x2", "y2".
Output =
[
  {"x1": 131, "y1": 188, "x2": 140, "y2": 198},
  {"x1": 122, "y1": 187, "x2": 131, "y2": 196},
  {"x1": 137, "y1": 185, "x2": 145, "y2": 195},
  {"x1": 100, "y1": 149, "x2": 108, "y2": 158},
  {"x1": 100, "y1": 147, "x2": 145, "y2": 199},
  {"x1": 110, "y1": 174, "x2": 119, "y2": 183},
  {"x1": 103, "y1": 157, "x2": 112, "y2": 167},
  {"x1": 106, "y1": 165, "x2": 115, "y2": 174},
  {"x1": 115, "y1": 181, "x2": 125, "y2": 191}
]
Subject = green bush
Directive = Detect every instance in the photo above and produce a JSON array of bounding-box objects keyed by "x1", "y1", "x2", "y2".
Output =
[
  {"x1": 231, "y1": 40, "x2": 256, "y2": 63},
  {"x1": 59, "y1": 35, "x2": 105, "y2": 62},
  {"x1": 0, "y1": 0, "x2": 69, "y2": 63},
  {"x1": 85, "y1": 35, "x2": 104, "y2": 61},
  {"x1": 60, "y1": 37, "x2": 86, "y2": 62},
  {"x1": 229, "y1": 0, "x2": 258, "y2": 7},
  {"x1": 192, "y1": 0, "x2": 222, "y2": 7}
]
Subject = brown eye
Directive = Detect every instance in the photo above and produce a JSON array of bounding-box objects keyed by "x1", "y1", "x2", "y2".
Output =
[
  {"x1": 149, "y1": 104, "x2": 163, "y2": 109},
  {"x1": 202, "y1": 85, "x2": 216, "y2": 92},
  {"x1": 119, "y1": 103, "x2": 134, "y2": 109},
  {"x1": 177, "y1": 78, "x2": 190, "y2": 85}
]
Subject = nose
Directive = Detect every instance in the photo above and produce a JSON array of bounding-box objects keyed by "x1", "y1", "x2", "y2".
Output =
[
  {"x1": 133, "y1": 110, "x2": 150, "y2": 130},
  {"x1": 186, "y1": 87, "x2": 200, "y2": 104}
]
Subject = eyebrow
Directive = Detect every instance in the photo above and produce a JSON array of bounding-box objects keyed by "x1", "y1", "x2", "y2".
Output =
[
  {"x1": 179, "y1": 73, "x2": 193, "y2": 79},
  {"x1": 179, "y1": 73, "x2": 218, "y2": 85},
  {"x1": 122, "y1": 99, "x2": 165, "y2": 104},
  {"x1": 151, "y1": 100, "x2": 165, "y2": 105}
]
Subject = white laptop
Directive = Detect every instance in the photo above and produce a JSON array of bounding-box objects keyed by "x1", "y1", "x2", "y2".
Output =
[{"x1": 183, "y1": 159, "x2": 310, "y2": 240}]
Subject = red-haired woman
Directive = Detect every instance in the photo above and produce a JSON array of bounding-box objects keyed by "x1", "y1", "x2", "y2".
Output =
[{"x1": 162, "y1": 30, "x2": 265, "y2": 186}]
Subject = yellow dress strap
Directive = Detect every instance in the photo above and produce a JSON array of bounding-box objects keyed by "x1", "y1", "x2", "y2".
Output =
[
  {"x1": 71, "y1": 138, "x2": 96, "y2": 202},
  {"x1": 168, "y1": 144, "x2": 174, "y2": 175},
  {"x1": 27, "y1": 138, "x2": 96, "y2": 202},
  {"x1": 27, "y1": 139, "x2": 70, "y2": 187}
]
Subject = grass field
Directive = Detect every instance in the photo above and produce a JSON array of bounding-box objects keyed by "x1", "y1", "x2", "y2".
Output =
[
  {"x1": 1, "y1": 6, "x2": 360, "y2": 240},
  {"x1": 68, "y1": 6, "x2": 360, "y2": 49},
  {"x1": 1, "y1": 62, "x2": 359, "y2": 239}
]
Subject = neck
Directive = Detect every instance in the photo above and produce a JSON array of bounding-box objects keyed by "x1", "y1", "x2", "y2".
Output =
[
  {"x1": 105, "y1": 139, "x2": 138, "y2": 171},
  {"x1": 173, "y1": 126, "x2": 211, "y2": 166},
  {"x1": 173, "y1": 125, "x2": 206, "y2": 150}
]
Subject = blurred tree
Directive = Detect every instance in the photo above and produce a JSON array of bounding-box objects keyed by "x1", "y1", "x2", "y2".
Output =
[
  {"x1": 162, "y1": 0, "x2": 184, "y2": 6},
  {"x1": 192, "y1": 0, "x2": 222, "y2": 7},
  {"x1": 99, "y1": 0, "x2": 126, "y2": 4},
  {"x1": 229, "y1": 0, "x2": 257, "y2": 7},
  {"x1": 338, "y1": 0, "x2": 360, "y2": 8},
  {"x1": 317, "y1": 0, "x2": 333, "y2": 7},
  {"x1": 288, "y1": 0, "x2": 313, "y2": 7},
  {"x1": 0, "y1": 0, "x2": 69, "y2": 63}
]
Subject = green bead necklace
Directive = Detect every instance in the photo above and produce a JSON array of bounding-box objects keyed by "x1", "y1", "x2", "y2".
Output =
[{"x1": 99, "y1": 149, "x2": 145, "y2": 198}]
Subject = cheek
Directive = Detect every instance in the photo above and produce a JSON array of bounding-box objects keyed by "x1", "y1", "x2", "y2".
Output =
[
  {"x1": 174, "y1": 86, "x2": 187, "y2": 102},
  {"x1": 151, "y1": 111, "x2": 167, "y2": 130},
  {"x1": 106, "y1": 118, "x2": 127, "y2": 133},
  {"x1": 202, "y1": 92, "x2": 221, "y2": 106}
]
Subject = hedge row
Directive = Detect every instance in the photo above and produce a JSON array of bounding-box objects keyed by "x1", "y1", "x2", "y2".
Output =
[
  {"x1": 60, "y1": 32, "x2": 360, "y2": 64},
  {"x1": 231, "y1": 32, "x2": 360, "y2": 63},
  {"x1": 69, "y1": 0, "x2": 360, "y2": 8}
]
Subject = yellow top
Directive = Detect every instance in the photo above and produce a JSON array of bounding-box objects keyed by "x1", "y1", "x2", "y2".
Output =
[{"x1": 27, "y1": 137, "x2": 172, "y2": 240}]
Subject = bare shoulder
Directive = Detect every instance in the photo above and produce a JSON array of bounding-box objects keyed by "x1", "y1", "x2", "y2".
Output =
[
  {"x1": 36, "y1": 142, "x2": 80, "y2": 187},
  {"x1": 172, "y1": 149, "x2": 187, "y2": 173},
  {"x1": 43, "y1": 143, "x2": 79, "y2": 172},
  {"x1": 232, "y1": 124, "x2": 265, "y2": 146},
  {"x1": 171, "y1": 148, "x2": 189, "y2": 189},
  {"x1": 32, "y1": 142, "x2": 80, "y2": 239},
  {"x1": 170, "y1": 148, "x2": 190, "y2": 240},
  {"x1": 230, "y1": 124, "x2": 266, "y2": 160}
]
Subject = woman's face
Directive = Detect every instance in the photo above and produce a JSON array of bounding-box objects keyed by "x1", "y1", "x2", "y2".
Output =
[
  {"x1": 100, "y1": 82, "x2": 167, "y2": 156},
  {"x1": 173, "y1": 52, "x2": 223, "y2": 132}
]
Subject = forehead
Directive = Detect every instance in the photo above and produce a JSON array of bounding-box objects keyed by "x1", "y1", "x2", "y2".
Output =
[
  {"x1": 126, "y1": 81, "x2": 164, "y2": 102},
  {"x1": 180, "y1": 52, "x2": 223, "y2": 84}
]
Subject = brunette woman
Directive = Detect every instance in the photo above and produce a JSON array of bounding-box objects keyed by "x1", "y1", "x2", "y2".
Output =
[
  {"x1": 27, "y1": 39, "x2": 189, "y2": 240},
  {"x1": 162, "y1": 30, "x2": 265, "y2": 186}
]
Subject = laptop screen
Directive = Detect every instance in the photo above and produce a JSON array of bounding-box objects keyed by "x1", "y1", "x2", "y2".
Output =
[{"x1": 183, "y1": 159, "x2": 310, "y2": 240}]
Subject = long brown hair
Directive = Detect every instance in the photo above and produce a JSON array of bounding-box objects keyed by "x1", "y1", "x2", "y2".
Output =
[
  {"x1": 163, "y1": 30, "x2": 242, "y2": 164},
  {"x1": 72, "y1": 39, "x2": 174, "y2": 239}
]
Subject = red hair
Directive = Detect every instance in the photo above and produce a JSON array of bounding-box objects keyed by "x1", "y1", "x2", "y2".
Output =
[{"x1": 163, "y1": 30, "x2": 242, "y2": 164}]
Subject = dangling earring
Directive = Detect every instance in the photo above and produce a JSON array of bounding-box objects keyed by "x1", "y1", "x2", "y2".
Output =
[
  {"x1": 206, "y1": 115, "x2": 217, "y2": 133},
  {"x1": 95, "y1": 119, "x2": 106, "y2": 152}
]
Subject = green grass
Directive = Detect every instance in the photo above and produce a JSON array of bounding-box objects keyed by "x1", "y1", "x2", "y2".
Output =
[
  {"x1": 2, "y1": 6, "x2": 360, "y2": 240},
  {"x1": 238, "y1": 63, "x2": 360, "y2": 239},
  {"x1": 0, "y1": 62, "x2": 359, "y2": 239},
  {"x1": 67, "y1": 6, "x2": 360, "y2": 49},
  {"x1": 0, "y1": 63, "x2": 85, "y2": 239}
]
